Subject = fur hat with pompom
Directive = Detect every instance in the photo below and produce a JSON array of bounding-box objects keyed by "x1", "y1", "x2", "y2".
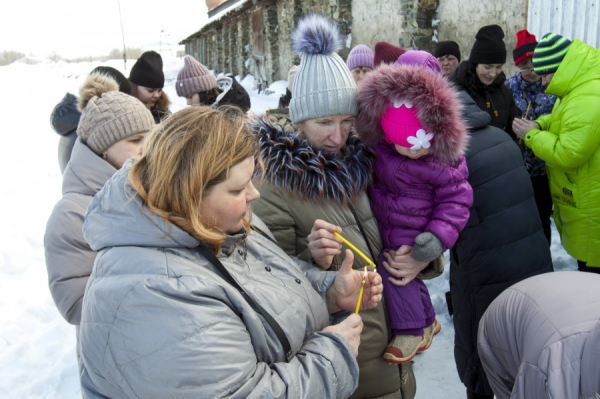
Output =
[
  {"x1": 77, "y1": 73, "x2": 154, "y2": 155},
  {"x1": 289, "y1": 14, "x2": 357, "y2": 124},
  {"x1": 355, "y1": 63, "x2": 468, "y2": 164}
]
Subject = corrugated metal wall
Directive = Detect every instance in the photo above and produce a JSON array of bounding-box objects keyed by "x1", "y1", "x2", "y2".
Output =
[{"x1": 528, "y1": 0, "x2": 599, "y2": 47}]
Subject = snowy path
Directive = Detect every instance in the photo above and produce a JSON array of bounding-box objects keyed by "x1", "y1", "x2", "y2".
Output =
[{"x1": 0, "y1": 58, "x2": 577, "y2": 398}]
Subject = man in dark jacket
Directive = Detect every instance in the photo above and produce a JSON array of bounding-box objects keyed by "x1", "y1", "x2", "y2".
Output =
[{"x1": 449, "y1": 92, "x2": 554, "y2": 399}]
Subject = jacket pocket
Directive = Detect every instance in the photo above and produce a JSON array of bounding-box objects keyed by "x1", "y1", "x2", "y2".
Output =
[{"x1": 550, "y1": 172, "x2": 579, "y2": 209}]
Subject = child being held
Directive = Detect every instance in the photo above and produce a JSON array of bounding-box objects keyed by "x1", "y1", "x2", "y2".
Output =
[{"x1": 355, "y1": 51, "x2": 473, "y2": 363}]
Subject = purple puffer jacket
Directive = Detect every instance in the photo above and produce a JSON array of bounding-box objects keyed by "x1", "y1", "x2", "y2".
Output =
[
  {"x1": 355, "y1": 63, "x2": 473, "y2": 251},
  {"x1": 369, "y1": 142, "x2": 472, "y2": 250}
]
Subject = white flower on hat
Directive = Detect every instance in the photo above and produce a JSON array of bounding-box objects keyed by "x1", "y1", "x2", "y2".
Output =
[
  {"x1": 393, "y1": 99, "x2": 413, "y2": 108},
  {"x1": 407, "y1": 129, "x2": 435, "y2": 150}
]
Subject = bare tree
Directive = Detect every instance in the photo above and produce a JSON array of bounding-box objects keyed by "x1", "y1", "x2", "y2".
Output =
[
  {"x1": 48, "y1": 51, "x2": 62, "y2": 62},
  {"x1": 125, "y1": 47, "x2": 142, "y2": 59},
  {"x1": 106, "y1": 47, "x2": 142, "y2": 60},
  {"x1": 0, "y1": 50, "x2": 26, "y2": 66},
  {"x1": 107, "y1": 48, "x2": 123, "y2": 60}
]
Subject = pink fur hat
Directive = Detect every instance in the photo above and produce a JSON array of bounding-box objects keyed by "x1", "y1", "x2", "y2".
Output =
[{"x1": 355, "y1": 63, "x2": 468, "y2": 163}]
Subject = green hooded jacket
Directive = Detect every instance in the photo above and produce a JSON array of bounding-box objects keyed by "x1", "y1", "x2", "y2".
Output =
[{"x1": 525, "y1": 39, "x2": 600, "y2": 266}]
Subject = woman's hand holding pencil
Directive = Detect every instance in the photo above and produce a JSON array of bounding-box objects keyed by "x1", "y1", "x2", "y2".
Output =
[{"x1": 326, "y1": 249, "x2": 383, "y2": 314}]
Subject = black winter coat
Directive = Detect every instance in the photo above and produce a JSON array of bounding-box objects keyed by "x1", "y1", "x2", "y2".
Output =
[
  {"x1": 449, "y1": 92, "x2": 553, "y2": 395},
  {"x1": 50, "y1": 92, "x2": 81, "y2": 173},
  {"x1": 451, "y1": 62, "x2": 520, "y2": 141}
]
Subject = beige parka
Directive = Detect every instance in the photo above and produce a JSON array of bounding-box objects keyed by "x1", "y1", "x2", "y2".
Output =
[{"x1": 252, "y1": 117, "x2": 443, "y2": 399}]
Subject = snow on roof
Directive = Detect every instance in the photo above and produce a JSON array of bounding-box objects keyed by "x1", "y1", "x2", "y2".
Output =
[{"x1": 180, "y1": 0, "x2": 251, "y2": 43}]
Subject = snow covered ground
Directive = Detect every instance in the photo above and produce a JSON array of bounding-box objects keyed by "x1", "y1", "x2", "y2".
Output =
[{"x1": 0, "y1": 57, "x2": 577, "y2": 398}]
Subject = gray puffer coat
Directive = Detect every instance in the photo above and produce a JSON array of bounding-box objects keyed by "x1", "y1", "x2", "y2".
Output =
[
  {"x1": 79, "y1": 163, "x2": 359, "y2": 399},
  {"x1": 478, "y1": 271, "x2": 600, "y2": 399},
  {"x1": 44, "y1": 138, "x2": 116, "y2": 325}
]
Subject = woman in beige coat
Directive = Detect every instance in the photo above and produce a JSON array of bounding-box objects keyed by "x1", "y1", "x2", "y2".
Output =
[{"x1": 252, "y1": 14, "x2": 443, "y2": 399}]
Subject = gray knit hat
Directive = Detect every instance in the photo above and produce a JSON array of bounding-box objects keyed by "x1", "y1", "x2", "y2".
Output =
[
  {"x1": 176, "y1": 55, "x2": 218, "y2": 97},
  {"x1": 289, "y1": 14, "x2": 358, "y2": 124},
  {"x1": 77, "y1": 73, "x2": 155, "y2": 155}
]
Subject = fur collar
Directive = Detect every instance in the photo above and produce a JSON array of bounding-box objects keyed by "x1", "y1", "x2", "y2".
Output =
[
  {"x1": 355, "y1": 64, "x2": 468, "y2": 163},
  {"x1": 253, "y1": 118, "x2": 373, "y2": 204}
]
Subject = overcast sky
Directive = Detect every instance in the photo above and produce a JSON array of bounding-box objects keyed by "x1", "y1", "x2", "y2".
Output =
[{"x1": 1, "y1": 0, "x2": 208, "y2": 59}]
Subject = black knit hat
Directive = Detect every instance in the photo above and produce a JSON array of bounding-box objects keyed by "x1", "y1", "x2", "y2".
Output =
[
  {"x1": 469, "y1": 25, "x2": 507, "y2": 64},
  {"x1": 434, "y1": 41, "x2": 461, "y2": 62},
  {"x1": 129, "y1": 51, "x2": 165, "y2": 89},
  {"x1": 91, "y1": 66, "x2": 132, "y2": 94}
]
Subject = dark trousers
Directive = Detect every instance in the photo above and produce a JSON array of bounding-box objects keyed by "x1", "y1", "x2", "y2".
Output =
[
  {"x1": 467, "y1": 389, "x2": 494, "y2": 399},
  {"x1": 578, "y1": 260, "x2": 600, "y2": 274},
  {"x1": 530, "y1": 174, "x2": 553, "y2": 245}
]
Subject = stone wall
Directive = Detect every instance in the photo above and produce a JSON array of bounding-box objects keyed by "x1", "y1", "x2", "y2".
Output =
[
  {"x1": 182, "y1": 0, "x2": 354, "y2": 87},
  {"x1": 351, "y1": 0, "x2": 438, "y2": 54},
  {"x1": 435, "y1": 0, "x2": 527, "y2": 76},
  {"x1": 185, "y1": 0, "x2": 531, "y2": 86}
]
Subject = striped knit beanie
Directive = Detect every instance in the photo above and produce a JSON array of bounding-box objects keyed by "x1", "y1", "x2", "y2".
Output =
[
  {"x1": 176, "y1": 55, "x2": 217, "y2": 97},
  {"x1": 512, "y1": 30, "x2": 537, "y2": 66},
  {"x1": 532, "y1": 33, "x2": 572, "y2": 75},
  {"x1": 290, "y1": 14, "x2": 357, "y2": 124}
]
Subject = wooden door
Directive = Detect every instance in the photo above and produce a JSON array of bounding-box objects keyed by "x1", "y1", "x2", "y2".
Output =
[{"x1": 252, "y1": 9, "x2": 268, "y2": 91}]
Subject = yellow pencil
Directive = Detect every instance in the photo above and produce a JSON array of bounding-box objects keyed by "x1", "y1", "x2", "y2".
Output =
[
  {"x1": 519, "y1": 102, "x2": 532, "y2": 145},
  {"x1": 355, "y1": 277, "x2": 366, "y2": 313},
  {"x1": 333, "y1": 232, "x2": 377, "y2": 271}
]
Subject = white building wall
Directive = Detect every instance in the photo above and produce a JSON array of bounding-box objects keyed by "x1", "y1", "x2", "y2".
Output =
[
  {"x1": 351, "y1": 0, "x2": 407, "y2": 49},
  {"x1": 435, "y1": 0, "x2": 527, "y2": 76},
  {"x1": 528, "y1": 0, "x2": 600, "y2": 47}
]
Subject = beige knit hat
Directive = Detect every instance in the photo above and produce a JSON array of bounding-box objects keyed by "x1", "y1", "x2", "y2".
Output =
[
  {"x1": 176, "y1": 55, "x2": 218, "y2": 97},
  {"x1": 77, "y1": 73, "x2": 155, "y2": 155}
]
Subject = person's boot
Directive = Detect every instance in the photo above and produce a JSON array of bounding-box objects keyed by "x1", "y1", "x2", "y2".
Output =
[
  {"x1": 400, "y1": 361, "x2": 417, "y2": 399},
  {"x1": 383, "y1": 334, "x2": 426, "y2": 363},
  {"x1": 421, "y1": 319, "x2": 441, "y2": 351}
]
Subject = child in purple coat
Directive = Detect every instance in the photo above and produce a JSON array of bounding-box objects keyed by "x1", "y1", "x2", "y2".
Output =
[{"x1": 355, "y1": 51, "x2": 473, "y2": 363}]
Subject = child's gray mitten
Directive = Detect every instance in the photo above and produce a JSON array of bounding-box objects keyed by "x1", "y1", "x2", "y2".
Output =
[{"x1": 412, "y1": 232, "x2": 443, "y2": 263}]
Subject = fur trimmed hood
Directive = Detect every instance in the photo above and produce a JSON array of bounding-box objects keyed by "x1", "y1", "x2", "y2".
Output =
[
  {"x1": 355, "y1": 64, "x2": 468, "y2": 163},
  {"x1": 253, "y1": 118, "x2": 373, "y2": 205}
]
